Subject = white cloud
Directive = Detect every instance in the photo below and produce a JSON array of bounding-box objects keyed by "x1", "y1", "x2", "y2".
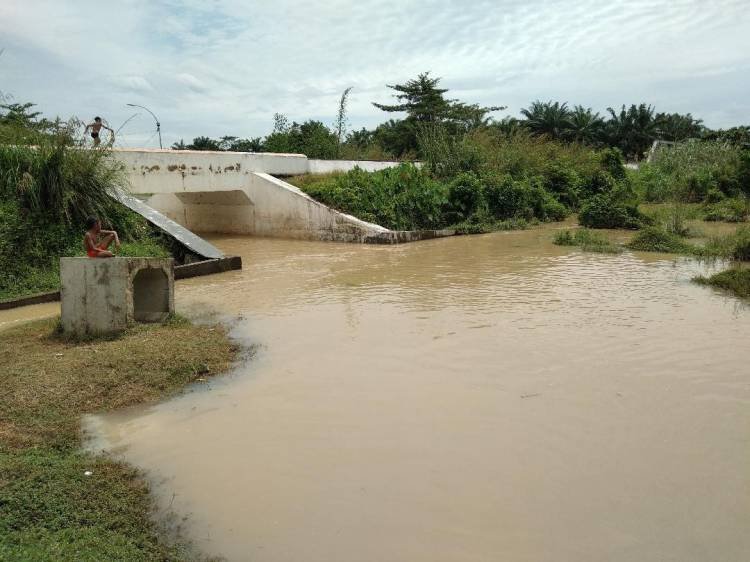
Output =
[
  {"x1": 110, "y1": 75, "x2": 154, "y2": 93},
  {"x1": 0, "y1": 0, "x2": 748, "y2": 147},
  {"x1": 176, "y1": 73, "x2": 208, "y2": 93}
]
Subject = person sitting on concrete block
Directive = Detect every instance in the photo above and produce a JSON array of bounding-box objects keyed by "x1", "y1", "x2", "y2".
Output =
[{"x1": 84, "y1": 216, "x2": 120, "y2": 258}]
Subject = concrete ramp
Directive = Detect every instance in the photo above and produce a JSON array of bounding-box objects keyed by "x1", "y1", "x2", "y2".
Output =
[{"x1": 111, "y1": 188, "x2": 224, "y2": 259}]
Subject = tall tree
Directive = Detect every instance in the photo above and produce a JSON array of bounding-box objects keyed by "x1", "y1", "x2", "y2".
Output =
[
  {"x1": 606, "y1": 104, "x2": 661, "y2": 161},
  {"x1": 567, "y1": 105, "x2": 604, "y2": 144},
  {"x1": 656, "y1": 112, "x2": 704, "y2": 141},
  {"x1": 372, "y1": 72, "x2": 503, "y2": 156},
  {"x1": 520, "y1": 101, "x2": 572, "y2": 139}
]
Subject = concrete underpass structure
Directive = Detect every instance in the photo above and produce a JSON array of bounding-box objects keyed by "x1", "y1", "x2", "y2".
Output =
[{"x1": 114, "y1": 148, "x2": 443, "y2": 243}]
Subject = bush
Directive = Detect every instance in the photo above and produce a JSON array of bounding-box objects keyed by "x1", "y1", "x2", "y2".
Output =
[
  {"x1": 626, "y1": 226, "x2": 693, "y2": 254},
  {"x1": 553, "y1": 228, "x2": 621, "y2": 253},
  {"x1": 542, "y1": 163, "x2": 581, "y2": 209},
  {"x1": 0, "y1": 134, "x2": 173, "y2": 300},
  {"x1": 637, "y1": 140, "x2": 745, "y2": 203},
  {"x1": 578, "y1": 193, "x2": 645, "y2": 229},
  {"x1": 703, "y1": 198, "x2": 749, "y2": 222},
  {"x1": 446, "y1": 172, "x2": 485, "y2": 222},
  {"x1": 297, "y1": 164, "x2": 448, "y2": 231},
  {"x1": 694, "y1": 268, "x2": 750, "y2": 299},
  {"x1": 732, "y1": 226, "x2": 750, "y2": 261},
  {"x1": 705, "y1": 188, "x2": 726, "y2": 203}
]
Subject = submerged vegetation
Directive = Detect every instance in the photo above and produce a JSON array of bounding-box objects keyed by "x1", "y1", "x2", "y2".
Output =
[
  {"x1": 553, "y1": 229, "x2": 622, "y2": 254},
  {"x1": 694, "y1": 268, "x2": 750, "y2": 300},
  {"x1": 0, "y1": 316, "x2": 239, "y2": 560}
]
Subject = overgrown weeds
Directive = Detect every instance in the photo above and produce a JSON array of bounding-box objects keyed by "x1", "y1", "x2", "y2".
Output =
[
  {"x1": 693, "y1": 267, "x2": 750, "y2": 299},
  {"x1": 0, "y1": 132, "x2": 172, "y2": 300},
  {"x1": 553, "y1": 229, "x2": 622, "y2": 253}
]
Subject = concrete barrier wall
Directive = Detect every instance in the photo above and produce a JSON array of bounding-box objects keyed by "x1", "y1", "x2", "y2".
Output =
[
  {"x1": 307, "y1": 159, "x2": 406, "y2": 174},
  {"x1": 112, "y1": 149, "x2": 406, "y2": 241},
  {"x1": 114, "y1": 148, "x2": 309, "y2": 195}
]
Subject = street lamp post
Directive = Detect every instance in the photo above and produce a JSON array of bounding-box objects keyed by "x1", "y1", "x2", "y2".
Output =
[{"x1": 126, "y1": 103, "x2": 162, "y2": 149}]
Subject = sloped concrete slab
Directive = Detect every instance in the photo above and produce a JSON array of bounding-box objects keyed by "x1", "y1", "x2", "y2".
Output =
[{"x1": 112, "y1": 188, "x2": 224, "y2": 259}]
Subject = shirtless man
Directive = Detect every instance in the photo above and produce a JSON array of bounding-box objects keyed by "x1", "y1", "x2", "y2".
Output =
[
  {"x1": 84, "y1": 216, "x2": 120, "y2": 258},
  {"x1": 83, "y1": 116, "x2": 114, "y2": 146}
]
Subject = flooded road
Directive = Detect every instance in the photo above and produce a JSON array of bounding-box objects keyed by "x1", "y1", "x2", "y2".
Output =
[{"x1": 79, "y1": 228, "x2": 748, "y2": 561}]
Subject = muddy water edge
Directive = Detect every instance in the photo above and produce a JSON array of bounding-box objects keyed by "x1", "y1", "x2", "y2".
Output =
[{"x1": 7, "y1": 225, "x2": 748, "y2": 562}]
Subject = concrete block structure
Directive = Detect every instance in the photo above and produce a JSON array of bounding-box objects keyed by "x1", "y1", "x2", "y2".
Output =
[{"x1": 60, "y1": 257, "x2": 174, "y2": 336}]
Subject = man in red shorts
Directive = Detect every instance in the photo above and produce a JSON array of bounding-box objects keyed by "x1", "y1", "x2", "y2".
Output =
[{"x1": 84, "y1": 216, "x2": 120, "y2": 258}]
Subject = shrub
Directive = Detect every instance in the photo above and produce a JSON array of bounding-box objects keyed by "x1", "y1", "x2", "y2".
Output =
[
  {"x1": 578, "y1": 193, "x2": 645, "y2": 229},
  {"x1": 705, "y1": 187, "x2": 726, "y2": 203},
  {"x1": 703, "y1": 198, "x2": 749, "y2": 223},
  {"x1": 296, "y1": 164, "x2": 448, "y2": 231},
  {"x1": 446, "y1": 172, "x2": 485, "y2": 222},
  {"x1": 639, "y1": 140, "x2": 745, "y2": 203},
  {"x1": 553, "y1": 228, "x2": 621, "y2": 253},
  {"x1": 626, "y1": 226, "x2": 693, "y2": 254},
  {"x1": 600, "y1": 147, "x2": 627, "y2": 181},
  {"x1": 632, "y1": 163, "x2": 672, "y2": 202},
  {"x1": 542, "y1": 163, "x2": 581, "y2": 209},
  {"x1": 693, "y1": 268, "x2": 750, "y2": 299},
  {"x1": 732, "y1": 226, "x2": 750, "y2": 261}
]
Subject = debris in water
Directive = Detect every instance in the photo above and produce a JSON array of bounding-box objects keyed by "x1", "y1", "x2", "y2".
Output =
[
  {"x1": 84, "y1": 470, "x2": 93, "y2": 476},
  {"x1": 520, "y1": 393, "x2": 541, "y2": 399}
]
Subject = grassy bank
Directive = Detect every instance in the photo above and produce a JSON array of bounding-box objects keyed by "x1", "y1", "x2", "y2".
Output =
[
  {"x1": 0, "y1": 316, "x2": 239, "y2": 560},
  {"x1": 694, "y1": 268, "x2": 750, "y2": 300}
]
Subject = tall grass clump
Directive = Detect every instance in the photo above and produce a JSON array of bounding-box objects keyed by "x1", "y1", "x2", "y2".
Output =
[
  {"x1": 554, "y1": 228, "x2": 622, "y2": 253},
  {"x1": 626, "y1": 226, "x2": 694, "y2": 254},
  {"x1": 693, "y1": 267, "x2": 750, "y2": 299},
  {"x1": 0, "y1": 127, "x2": 170, "y2": 300},
  {"x1": 635, "y1": 140, "x2": 748, "y2": 203}
]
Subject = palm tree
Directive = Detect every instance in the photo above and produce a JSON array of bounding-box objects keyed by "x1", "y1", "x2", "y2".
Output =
[
  {"x1": 520, "y1": 100, "x2": 571, "y2": 139},
  {"x1": 656, "y1": 112, "x2": 704, "y2": 141},
  {"x1": 567, "y1": 105, "x2": 604, "y2": 145},
  {"x1": 606, "y1": 104, "x2": 661, "y2": 161}
]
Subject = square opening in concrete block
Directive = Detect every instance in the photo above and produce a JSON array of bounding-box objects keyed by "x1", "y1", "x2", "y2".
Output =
[
  {"x1": 61, "y1": 257, "x2": 174, "y2": 336},
  {"x1": 132, "y1": 267, "x2": 171, "y2": 322}
]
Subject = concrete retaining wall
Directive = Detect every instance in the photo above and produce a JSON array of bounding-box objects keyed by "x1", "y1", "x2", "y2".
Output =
[
  {"x1": 307, "y1": 159, "x2": 407, "y2": 174},
  {"x1": 113, "y1": 149, "x2": 441, "y2": 243}
]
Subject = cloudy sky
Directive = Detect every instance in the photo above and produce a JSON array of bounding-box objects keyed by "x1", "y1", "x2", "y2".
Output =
[{"x1": 1, "y1": 0, "x2": 748, "y2": 148}]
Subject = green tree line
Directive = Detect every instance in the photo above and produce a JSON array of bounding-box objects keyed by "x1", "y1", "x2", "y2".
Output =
[{"x1": 170, "y1": 72, "x2": 749, "y2": 161}]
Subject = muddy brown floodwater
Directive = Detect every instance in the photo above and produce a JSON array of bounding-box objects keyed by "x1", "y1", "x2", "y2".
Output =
[{"x1": 78, "y1": 227, "x2": 749, "y2": 561}]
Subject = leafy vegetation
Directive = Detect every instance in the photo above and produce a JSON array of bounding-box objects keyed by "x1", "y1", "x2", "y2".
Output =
[
  {"x1": 170, "y1": 70, "x2": 748, "y2": 167},
  {"x1": 553, "y1": 229, "x2": 622, "y2": 253},
  {"x1": 0, "y1": 106, "x2": 175, "y2": 301},
  {"x1": 0, "y1": 317, "x2": 238, "y2": 560},
  {"x1": 626, "y1": 226, "x2": 694, "y2": 254},
  {"x1": 693, "y1": 267, "x2": 750, "y2": 299}
]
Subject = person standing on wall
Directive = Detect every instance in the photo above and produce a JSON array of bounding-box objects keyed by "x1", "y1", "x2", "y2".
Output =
[{"x1": 84, "y1": 116, "x2": 114, "y2": 146}]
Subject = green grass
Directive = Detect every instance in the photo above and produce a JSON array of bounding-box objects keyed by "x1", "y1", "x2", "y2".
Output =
[
  {"x1": 626, "y1": 226, "x2": 695, "y2": 254},
  {"x1": 0, "y1": 317, "x2": 239, "y2": 560},
  {"x1": 0, "y1": 205, "x2": 172, "y2": 301},
  {"x1": 693, "y1": 267, "x2": 750, "y2": 299},
  {"x1": 553, "y1": 229, "x2": 622, "y2": 254},
  {"x1": 694, "y1": 226, "x2": 750, "y2": 260}
]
